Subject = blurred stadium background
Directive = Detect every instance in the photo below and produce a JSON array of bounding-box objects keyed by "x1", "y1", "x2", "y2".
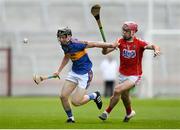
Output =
[{"x1": 0, "y1": 0, "x2": 180, "y2": 98}]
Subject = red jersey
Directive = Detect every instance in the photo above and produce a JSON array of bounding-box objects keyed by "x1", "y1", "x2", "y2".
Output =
[{"x1": 118, "y1": 37, "x2": 148, "y2": 76}]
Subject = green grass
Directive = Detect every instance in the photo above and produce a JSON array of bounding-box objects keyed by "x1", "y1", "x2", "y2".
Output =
[{"x1": 0, "y1": 97, "x2": 180, "y2": 129}]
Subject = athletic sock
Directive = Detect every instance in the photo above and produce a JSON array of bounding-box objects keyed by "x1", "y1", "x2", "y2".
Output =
[
  {"x1": 106, "y1": 106, "x2": 112, "y2": 113},
  {"x1": 126, "y1": 106, "x2": 132, "y2": 115},
  {"x1": 69, "y1": 116, "x2": 74, "y2": 120},
  {"x1": 65, "y1": 109, "x2": 73, "y2": 119},
  {"x1": 87, "y1": 93, "x2": 97, "y2": 100}
]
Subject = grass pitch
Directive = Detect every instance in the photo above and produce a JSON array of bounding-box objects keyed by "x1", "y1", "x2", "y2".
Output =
[{"x1": 0, "y1": 97, "x2": 180, "y2": 129}]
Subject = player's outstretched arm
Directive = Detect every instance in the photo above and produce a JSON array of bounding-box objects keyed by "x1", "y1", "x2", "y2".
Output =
[
  {"x1": 53, "y1": 55, "x2": 69, "y2": 76},
  {"x1": 85, "y1": 41, "x2": 118, "y2": 48},
  {"x1": 144, "y1": 44, "x2": 161, "y2": 57},
  {"x1": 102, "y1": 48, "x2": 116, "y2": 55},
  {"x1": 101, "y1": 38, "x2": 120, "y2": 55}
]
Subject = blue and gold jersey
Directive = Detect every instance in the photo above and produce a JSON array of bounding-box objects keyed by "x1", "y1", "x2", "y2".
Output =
[{"x1": 61, "y1": 39, "x2": 92, "y2": 74}]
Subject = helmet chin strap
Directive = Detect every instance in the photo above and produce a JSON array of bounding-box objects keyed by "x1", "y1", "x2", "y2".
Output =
[
  {"x1": 123, "y1": 35, "x2": 133, "y2": 41},
  {"x1": 126, "y1": 31, "x2": 135, "y2": 41},
  {"x1": 60, "y1": 36, "x2": 71, "y2": 44}
]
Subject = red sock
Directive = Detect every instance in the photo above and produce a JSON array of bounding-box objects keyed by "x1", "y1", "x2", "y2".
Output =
[
  {"x1": 126, "y1": 106, "x2": 132, "y2": 115},
  {"x1": 106, "y1": 106, "x2": 112, "y2": 113}
]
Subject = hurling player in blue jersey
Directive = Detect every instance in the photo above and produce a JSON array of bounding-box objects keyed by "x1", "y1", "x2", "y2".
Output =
[{"x1": 53, "y1": 27, "x2": 117, "y2": 123}]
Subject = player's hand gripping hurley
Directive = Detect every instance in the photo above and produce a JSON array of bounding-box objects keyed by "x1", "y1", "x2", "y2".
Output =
[
  {"x1": 33, "y1": 74, "x2": 60, "y2": 85},
  {"x1": 91, "y1": 4, "x2": 106, "y2": 42}
]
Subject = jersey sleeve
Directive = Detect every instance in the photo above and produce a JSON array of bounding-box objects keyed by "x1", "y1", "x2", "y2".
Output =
[
  {"x1": 138, "y1": 39, "x2": 148, "y2": 48},
  {"x1": 72, "y1": 42, "x2": 87, "y2": 51},
  {"x1": 117, "y1": 37, "x2": 123, "y2": 48}
]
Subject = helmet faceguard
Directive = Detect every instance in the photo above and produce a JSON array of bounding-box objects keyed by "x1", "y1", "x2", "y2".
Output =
[
  {"x1": 57, "y1": 27, "x2": 72, "y2": 37},
  {"x1": 122, "y1": 21, "x2": 138, "y2": 33}
]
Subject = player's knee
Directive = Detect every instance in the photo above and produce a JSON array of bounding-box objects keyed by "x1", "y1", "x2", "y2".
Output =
[
  {"x1": 59, "y1": 93, "x2": 68, "y2": 101},
  {"x1": 111, "y1": 94, "x2": 120, "y2": 101},
  {"x1": 111, "y1": 91, "x2": 120, "y2": 100}
]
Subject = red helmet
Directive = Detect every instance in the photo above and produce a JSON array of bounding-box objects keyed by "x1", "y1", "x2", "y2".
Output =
[{"x1": 122, "y1": 21, "x2": 138, "y2": 32}]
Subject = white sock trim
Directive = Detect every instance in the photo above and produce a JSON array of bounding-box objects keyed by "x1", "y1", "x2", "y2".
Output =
[
  {"x1": 69, "y1": 116, "x2": 74, "y2": 120},
  {"x1": 93, "y1": 93, "x2": 97, "y2": 98},
  {"x1": 104, "y1": 111, "x2": 109, "y2": 115}
]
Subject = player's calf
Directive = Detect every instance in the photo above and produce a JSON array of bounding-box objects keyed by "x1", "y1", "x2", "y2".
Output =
[{"x1": 71, "y1": 98, "x2": 82, "y2": 106}]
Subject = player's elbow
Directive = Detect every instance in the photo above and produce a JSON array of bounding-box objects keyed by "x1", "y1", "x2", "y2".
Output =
[
  {"x1": 102, "y1": 52, "x2": 106, "y2": 55},
  {"x1": 102, "y1": 49, "x2": 108, "y2": 55}
]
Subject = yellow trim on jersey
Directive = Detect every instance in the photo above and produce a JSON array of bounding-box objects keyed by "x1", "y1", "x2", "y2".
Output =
[{"x1": 67, "y1": 50, "x2": 87, "y2": 61}]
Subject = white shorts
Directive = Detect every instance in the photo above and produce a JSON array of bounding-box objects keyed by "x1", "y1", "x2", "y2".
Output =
[
  {"x1": 65, "y1": 70, "x2": 93, "y2": 89},
  {"x1": 119, "y1": 73, "x2": 142, "y2": 85}
]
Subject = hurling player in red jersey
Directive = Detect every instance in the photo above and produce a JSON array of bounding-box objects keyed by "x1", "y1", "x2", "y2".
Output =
[{"x1": 99, "y1": 21, "x2": 161, "y2": 122}]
